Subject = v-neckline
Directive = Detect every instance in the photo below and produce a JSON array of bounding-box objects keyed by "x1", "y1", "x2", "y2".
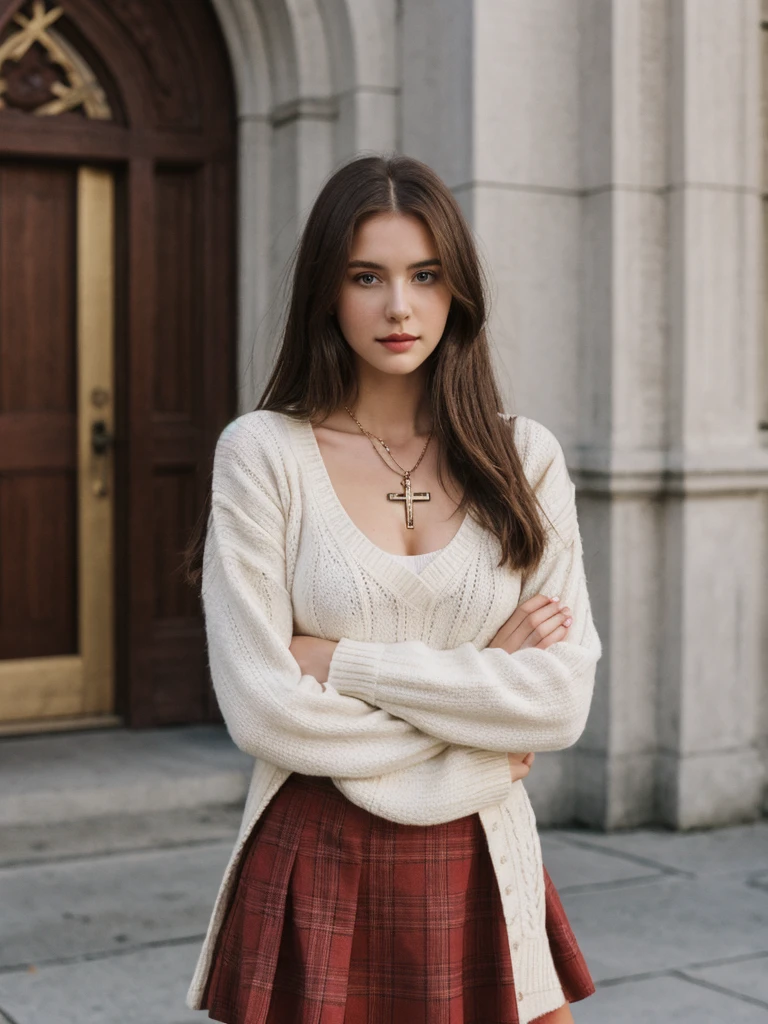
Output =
[{"x1": 280, "y1": 412, "x2": 483, "y2": 599}]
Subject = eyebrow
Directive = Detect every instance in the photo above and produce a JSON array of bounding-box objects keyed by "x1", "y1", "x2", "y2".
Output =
[{"x1": 347, "y1": 258, "x2": 442, "y2": 271}]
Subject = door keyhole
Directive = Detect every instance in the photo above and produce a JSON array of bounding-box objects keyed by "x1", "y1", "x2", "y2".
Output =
[{"x1": 90, "y1": 419, "x2": 113, "y2": 496}]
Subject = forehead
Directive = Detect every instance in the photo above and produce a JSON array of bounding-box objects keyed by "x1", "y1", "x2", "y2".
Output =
[{"x1": 351, "y1": 212, "x2": 435, "y2": 258}]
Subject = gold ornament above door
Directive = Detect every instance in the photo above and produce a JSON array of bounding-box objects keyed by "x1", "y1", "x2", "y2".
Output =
[{"x1": 0, "y1": 1, "x2": 112, "y2": 118}]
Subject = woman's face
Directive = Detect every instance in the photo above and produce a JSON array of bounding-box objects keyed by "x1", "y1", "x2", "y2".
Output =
[{"x1": 333, "y1": 211, "x2": 453, "y2": 376}]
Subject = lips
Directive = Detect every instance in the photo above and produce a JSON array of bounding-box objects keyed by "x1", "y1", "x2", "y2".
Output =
[{"x1": 377, "y1": 333, "x2": 418, "y2": 342}]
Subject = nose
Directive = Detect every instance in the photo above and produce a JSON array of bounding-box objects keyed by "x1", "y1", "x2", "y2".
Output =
[{"x1": 385, "y1": 279, "x2": 411, "y2": 323}]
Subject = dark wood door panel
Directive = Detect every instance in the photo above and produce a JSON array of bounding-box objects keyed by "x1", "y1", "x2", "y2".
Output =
[
  {"x1": 0, "y1": 161, "x2": 79, "y2": 662},
  {"x1": 0, "y1": 412, "x2": 75, "y2": 469},
  {"x1": 0, "y1": 472, "x2": 78, "y2": 659},
  {"x1": 153, "y1": 166, "x2": 204, "y2": 421},
  {"x1": 123, "y1": 151, "x2": 235, "y2": 726},
  {"x1": 0, "y1": 163, "x2": 77, "y2": 414}
]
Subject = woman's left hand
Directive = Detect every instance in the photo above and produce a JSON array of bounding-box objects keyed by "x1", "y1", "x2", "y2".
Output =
[{"x1": 289, "y1": 635, "x2": 339, "y2": 688}]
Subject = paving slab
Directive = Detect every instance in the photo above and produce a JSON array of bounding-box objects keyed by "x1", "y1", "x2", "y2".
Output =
[
  {"x1": 0, "y1": 725, "x2": 253, "y2": 826},
  {"x1": 0, "y1": 804, "x2": 243, "y2": 869},
  {"x1": 0, "y1": 941, "x2": 205, "y2": 1024},
  {"x1": 559, "y1": 874, "x2": 768, "y2": 983},
  {"x1": 540, "y1": 831, "x2": 665, "y2": 892},
  {"x1": 0, "y1": 841, "x2": 233, "y2": 969},
  {"x1": 571, "y1": 974, "x2": 768, "y2": 1023},
  {"x1": 682, "y1": 953, "x2": 768, "y2": 1006},
  {"x1": 557, "y1": 821, "x2": 768, "y2": 879}
]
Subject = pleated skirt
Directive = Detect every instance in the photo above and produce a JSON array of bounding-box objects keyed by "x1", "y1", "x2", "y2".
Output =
[{"x1": 202, "y1": 772, "x2": 595, "y2": 1024}]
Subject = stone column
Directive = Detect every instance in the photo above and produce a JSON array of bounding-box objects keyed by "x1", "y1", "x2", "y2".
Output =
[
  {"x1": 573, "y1": 0, "x2": 671, "y2": 829},
  {"x1": 575, "y1": 0, "x2": 767, "y2": 829},
  {"x1": 657, "y1": 0, "x2": 766, "y2": 828},
  {"x1": 401, "y1": 0, "x2": 768, "y2": 827}
]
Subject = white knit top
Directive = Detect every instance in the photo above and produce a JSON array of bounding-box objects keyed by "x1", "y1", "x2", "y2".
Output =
[
  {"x1": 384, "y1": 546, "x2": 446, "y2": 572},
  {"x1": 185, "y1": 409, "x2": 602, "y2": 1023}
]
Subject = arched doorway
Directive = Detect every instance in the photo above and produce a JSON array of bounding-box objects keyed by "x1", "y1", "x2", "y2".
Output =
[{"x1": 0, "y1": 0, "x2": 236, "y2": 733}]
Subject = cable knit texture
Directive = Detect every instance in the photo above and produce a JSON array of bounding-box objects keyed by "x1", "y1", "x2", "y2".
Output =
[{"x1": 185, "y1": 408, "x2": 602, "y2": 1023}]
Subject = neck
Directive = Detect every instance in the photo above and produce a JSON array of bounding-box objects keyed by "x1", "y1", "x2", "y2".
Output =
[{"x1": 346, "y1": 362, "x2": 432, "y2": 443}]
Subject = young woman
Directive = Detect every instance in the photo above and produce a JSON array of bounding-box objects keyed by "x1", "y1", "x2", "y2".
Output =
[{"x1": 184, "y1": 153, "x2": 602, "y2": 1023}]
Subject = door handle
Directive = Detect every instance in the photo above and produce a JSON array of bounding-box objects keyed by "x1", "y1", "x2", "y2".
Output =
[{"x1": 90, "y1": 419, "x2": 114, "y2": 496}]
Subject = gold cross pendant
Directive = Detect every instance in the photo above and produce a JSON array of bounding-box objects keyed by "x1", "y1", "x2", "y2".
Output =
[{"x1": 387, "y1": 471, "x2": 430, "y2": 529}]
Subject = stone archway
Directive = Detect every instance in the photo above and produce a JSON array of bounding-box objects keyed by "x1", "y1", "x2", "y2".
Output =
[{"x1": 208, "y1": 0, "x2": 399, "y2": 411}]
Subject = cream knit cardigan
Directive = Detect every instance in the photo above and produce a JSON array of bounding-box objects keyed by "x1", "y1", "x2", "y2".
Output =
[{"x1": 185, "y1": 409, "x2": 602, "y2": 1023}]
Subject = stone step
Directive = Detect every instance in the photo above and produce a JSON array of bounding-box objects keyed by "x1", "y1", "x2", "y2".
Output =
[{"x1": 0, "y1": 724, "x2": 252, "y2": 827}]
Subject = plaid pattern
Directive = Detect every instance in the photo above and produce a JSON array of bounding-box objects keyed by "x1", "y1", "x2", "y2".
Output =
[{"x1": 202, "y1": 772, "x2": 595, "y2": 1024}]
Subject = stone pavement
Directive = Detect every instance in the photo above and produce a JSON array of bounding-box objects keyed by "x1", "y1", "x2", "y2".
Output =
[{"x1": 0, "y1": 726, "x2": 766, "y2": 1023}]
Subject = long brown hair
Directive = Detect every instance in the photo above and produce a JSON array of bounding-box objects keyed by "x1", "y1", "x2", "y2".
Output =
[{"x1": 183, "y1": 153, "x2": 553, "y2": 587}]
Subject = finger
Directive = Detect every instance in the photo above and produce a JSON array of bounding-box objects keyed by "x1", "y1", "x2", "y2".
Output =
[
  {"x1": 524, "y1": 592, "x2": 560, "y2": 608},
  {"x1": 490, "y1": 594, "x2": 553, "y2": 647},
  {"x1": 526, "y1": 603, "x2": 571, "y2": 640},
  {"x1": 493, "y1": 596, "x2": 571, "y2": 652},
  {"x1": 510, "y1": 608, "x2": 568, "y2": 651},
  {"x1": 516, "y1": 593, "x2": 561, "y2": 618},
  {"x1": 529, "y1": 601, "x2": 570, "y2": 629},
  {"x1": 515, "y1": 600, "x2": 569, "y2": 640},
  {"x1": 509, "y1": 762, "x2": 531, "y2": 782},
  {"x1": 497, "y1": 601, "x2": 562, "y2": 647},
  {"x1": 535, "y1": 623, "x2": 571, "y2": 650},
  {"x1": 505, "y1": 594, "x2": 559, "y2": 632}
]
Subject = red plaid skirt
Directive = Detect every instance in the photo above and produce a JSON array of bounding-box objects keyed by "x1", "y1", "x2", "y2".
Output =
[{"x1": 202, "y1": 772, "x2": 595, "y2": 1023}]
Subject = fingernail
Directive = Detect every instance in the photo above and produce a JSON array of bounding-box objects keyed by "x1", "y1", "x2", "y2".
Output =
[{"x1": 549, "y1": 595, "x2": 560, "y2": 602}]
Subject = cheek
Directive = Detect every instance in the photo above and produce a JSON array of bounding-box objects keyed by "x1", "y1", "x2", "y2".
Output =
[
  {"x1": 423, "y1": 287, "x2": 452, "y2": 323},
  {"x1": 336, "y1": 288, "x2": 375, "y2": 328},
  {"x1": 337, "y1": 294, "x2": 382, "y2": 337}
]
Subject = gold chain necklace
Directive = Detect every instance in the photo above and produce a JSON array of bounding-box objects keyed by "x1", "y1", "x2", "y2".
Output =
[{"x1": 343, "y1": 405, "x2": 433, "y2": 530}]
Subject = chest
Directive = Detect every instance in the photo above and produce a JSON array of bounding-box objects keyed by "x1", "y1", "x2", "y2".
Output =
[
  {"x1": 289, "y1": 492, "x2": 522, "y2": 648},
  {"x1": 281, "y1": 412, "x2": 522, "y2": 646},
  {"x1": 311, "y1": 426, "x2": 465, "y2": 557}
]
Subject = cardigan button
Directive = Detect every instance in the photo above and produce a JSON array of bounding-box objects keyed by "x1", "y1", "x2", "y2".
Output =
[
  {"x1": 500, "y1": 854, "x2": 507, "y2": 863},
  {"x1": 518, "y1": 992, "x2": 524, "y2": 1001},
  {"x1": 513, "y1": 941, "x2": 519, "y2": 951},
  {"x1": 505, "y1": 884, "x2": 512, "y2": 894},
  {"x1": 492, "y1": 821, "x2": 499, "y2": 831}
]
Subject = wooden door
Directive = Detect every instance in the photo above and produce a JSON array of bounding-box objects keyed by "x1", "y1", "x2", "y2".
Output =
[
  {"x1": 0, "y1": 163, "x2": 115, "y2": 730},
  {"x1": 0, "y1": 0, "x2": 236, "y2": 733}
]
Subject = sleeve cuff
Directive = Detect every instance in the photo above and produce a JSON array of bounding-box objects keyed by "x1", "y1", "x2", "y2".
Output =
[
  {"x1": 470, "y1": 749, "x2": 515, "y2": 809},
  {"x1": 327, "y1": 637, "x2": 385, "y2": 703}
]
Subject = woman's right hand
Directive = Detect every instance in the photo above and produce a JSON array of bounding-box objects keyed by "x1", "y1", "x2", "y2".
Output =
[
  {"x1": 488, "y1": 593, "x2": 572, "y2": 654},
  {"x1": 508, "y1": 751, "x2": 535, "y2": 782}
]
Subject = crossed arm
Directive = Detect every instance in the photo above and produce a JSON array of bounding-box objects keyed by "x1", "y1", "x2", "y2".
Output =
[{"x1": 289, "y1": 590, "x2": 573, "y2": 780}]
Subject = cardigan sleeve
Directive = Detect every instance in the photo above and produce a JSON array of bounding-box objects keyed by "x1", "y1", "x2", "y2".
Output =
[
  {"x1": 202, "y1": 417, "x2": 513, "y2": 818},
  {"x1": 326, "y1": 420, "x2": 602, "y2": 753}
]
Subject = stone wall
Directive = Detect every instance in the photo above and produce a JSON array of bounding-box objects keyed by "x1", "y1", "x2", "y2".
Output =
[{"x1": 211, "y1": 0, "x2": 768, "y2": 829}]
